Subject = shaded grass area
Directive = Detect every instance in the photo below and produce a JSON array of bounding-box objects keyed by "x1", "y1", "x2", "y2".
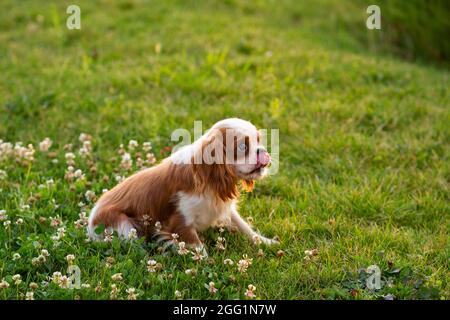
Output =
[{"x1": 0, "y1": 0, "x2": 449, "y2": 299}]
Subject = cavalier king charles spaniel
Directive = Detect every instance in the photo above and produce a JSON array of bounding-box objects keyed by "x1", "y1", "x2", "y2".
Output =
[{"x1": 88, "y1": 118, "x2": 278, "y2": 253}]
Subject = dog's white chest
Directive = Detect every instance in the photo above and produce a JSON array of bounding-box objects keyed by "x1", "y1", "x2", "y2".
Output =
[{"x1": 177, "y1": 192, "x2": 233, "y2": 231}]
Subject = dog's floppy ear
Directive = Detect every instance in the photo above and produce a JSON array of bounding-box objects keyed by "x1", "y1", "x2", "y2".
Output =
[
  {"x1": 192, "y1": 128, "x2": 238, "y2": 200},
  {"x1": 241, "y1": 179, "x2": 255, "y2": 192}
]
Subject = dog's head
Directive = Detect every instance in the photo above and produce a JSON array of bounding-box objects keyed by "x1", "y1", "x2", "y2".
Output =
[{"x1": 188, "y1": 118, "x2": 270, "y2": 198}]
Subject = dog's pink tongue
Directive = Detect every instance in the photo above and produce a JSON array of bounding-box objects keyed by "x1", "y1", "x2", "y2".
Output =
[{"x1": 257, "y1": 150, "x2": 271, "y2": 167}]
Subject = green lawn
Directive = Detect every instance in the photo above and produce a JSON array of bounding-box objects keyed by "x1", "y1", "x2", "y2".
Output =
[{"x1": 0, "y1": 0, "x2": 449, "y2": 300}]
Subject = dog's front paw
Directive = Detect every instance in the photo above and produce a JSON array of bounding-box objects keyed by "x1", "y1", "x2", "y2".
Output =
[{"x1": 253, "y1": 234, "x2": 280, "y2": 246}]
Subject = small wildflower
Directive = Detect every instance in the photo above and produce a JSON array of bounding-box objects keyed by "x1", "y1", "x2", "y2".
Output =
[
  {"x1": 29, "y1": 282, "x2": 39, "y2": 290},
  {"x1": 245, "y1": 284, "x2": 257, "y2": 299},
  {"x1": 147, "y1": 259, "x2": 162, "y2": 273},
  {"x1": 79, "y1": 133, "x2": 92, "y2": 143},
  {"x1": 12, "y1": 274, "x2": 22, "y2": 285},
  {"x1": 0, "y1": 210, "x2": 7, "y2": 221},
  {"x1": 0, "y1": 279, "x2": 10, "y2": 289},
  {"x1": 3, "y1": 220, "x2": 11, "y2": 229},
  {"x1": 126, "y1": 287, "x2": 138, "y2": 300},
  {"x1": 15, "y1": 218, "x2": 24, "y2": 225},
  {"x1": 216, "y1": 236, "x2": 226, "y2": 250},
  {"x1": 105, "y1": 257, "x2": 115, "y2": 268},
  {"x1": 175, "y1": 290, "x2": 182, "y2": 299},
  {"x1": 177, "y1": 242, "x2": 189, "y2": 255},
  {"x1": 104, "y1": 229, "x2": 113, "y2": 242},
  {"x1": 25, "y1": 291, "x2": 34, "y2": 300},
  {"x1": 13, "y1": 253, "x2": 21, "y2": 261},
  {"x1": 111, "y1": 273, "x2": 123, "y2": 281},
  {"x1": 51, "y1": 272, "x2": 62, "y2": 284},
  {"x1": 154, "y1": 221, "x2": 161, "y2": 232},
  {"x1": 276, "y1": 250, "x2": 285, "y2": 258},
  {"x1": 185, "y1": 268, "x2": 197, "y2": 277},
  {"x1": 237, "y1": 254, "x2": 253, "y2": 273},
  {"x1": 66, "y1": 254, "x2": 75, "y2": 264},
  {"x1": 128, "y1": 140, "x2": 139, "y2": 150},
  {"x1": 171, "y1": 233, "x2": 179, "y2": 243},
  {"x1": 142, "y1": 142, "x2": 152, "y2": 152},
  {"x1": 85, "y1": 190, "x2": 96, "y2": 202},
  {"x1": 41, "y1": 249, "x2": 50, "y2": 257},
  {"x1": 110, "y1": 284, "x2": 120, "y2": 300},
  {"x1": 206, "y1": 281, "x2": 218, "y2": 294},
  {"x1": 304, "y1": 249, "x2": 318, "y2": 257},
  {"x1": 127, "y1": 228, "x2": 138, "y2": 240},
  {"x1": 59, "y1": 276, "x2": 70, "y2": 289},
  {"x1": 49, "y1": 216, "x2": 62, "y2": 228},
  {"x1": 81, "y1": 283, "x2": 91, "y2": 289},
  {"x1": 0, "y1": 170, "x2": 7, "y2": 180},
  {"x1": 192, "y1": 247, "x2": 205, "y2": 262},
  {"x1": 39, "y1": 138, "x2": 52, "y2": 152}
]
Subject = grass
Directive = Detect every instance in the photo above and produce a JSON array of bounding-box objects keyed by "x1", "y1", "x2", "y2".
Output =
[{"x1": 0, "y1": 0, "x2": 449, "y2": 300}]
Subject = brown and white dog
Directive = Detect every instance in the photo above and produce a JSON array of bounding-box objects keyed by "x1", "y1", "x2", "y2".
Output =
[{"x1": 88, "y1": 118, "x2": 278, "y2": 252}]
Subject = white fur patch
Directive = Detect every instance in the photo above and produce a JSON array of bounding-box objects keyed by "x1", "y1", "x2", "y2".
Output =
[{"x1": 177, "y1": 191, "x2": 234, "y2": 231}]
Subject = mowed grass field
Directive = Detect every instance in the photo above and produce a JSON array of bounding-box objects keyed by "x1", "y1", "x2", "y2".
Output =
[{"x1": 0, "y1": 0, "x2": 449, "y2": 300}]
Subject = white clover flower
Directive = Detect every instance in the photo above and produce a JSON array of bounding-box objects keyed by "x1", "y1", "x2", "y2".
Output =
[
  {"x1": 171, "y1": 233, "x2": 179, "y2": 243},
  {"x1": 0, "y1": 170, "x2": 8, "y2": 180},
  {"x1": 29, "y1": 282, "x2": 39, "y2": 290},
  {"x1": 245, "y1": 284, "x2": 257, "y2": 299},
  {"x1": 50, "y1": 216, "x2": 62, "y2": 228},
  {"x1": 177, "y1": 242, "x2": 189, "y2": 255},
  {"x1": 126, "y1": 287, "x2": 138, "y2": 300},
  {"x1": 237, "y1": 254, "x2": 253, "y2": 273},
  {"x1": 46, "y1": 179, "x2": 55, "y2": 187},
  {"x1": 185, "y1": 269, "x2": 196, "y2": 277},
  {"x1": 12, "y1": 253, "x2": 21, "y2": 261},
  {"x1": 121, "y1": 153, "x2": 133, "y2": 170},
  {"x1": 3, "y1": 220, "x2": 11, "y2": 229},
  {"x1": 191, "y1": 247, "x2": 205, "y2": 262},
  {"x1": 223, "y1": 258, "x2": 234, "y2": 266},
  {"x1": 79, "y1": 133, "x2": 92, "y2": 143},
  {"x1": 15, "y1": 218, "x2": 24, "y2": 225},
  {"x1": 207, "y1": 281, "x2": 218, "y2": 294},
  {"x1": 65, "y1": 152, "x2": 76, "y2": 161},
  {"x1": 12, "y1": 274, "x2": 22, "y2": 285},
  {"x1": 110, "y1": 284, "x2": 120, "y2": 300},
  {"x1": 41, "y1": 249, "x2": 50, "y2": 257},
  {"x1": 154, "y1": 221, "x2": 161, "y2": 232},
  {"x1": 39, "y1": 138, "x2": 52, "y2": 152},
  {"x1": 25, "y1": 291, "x2": 34, "y2": 300},
  {"x1": 146, "y1": 259, "x2": 162, "y2": 273},
  {"x1": 216, "y1": 236, "x2": 226, "y2": 250},
  {"x1": 81, "y1": 283, "x2": 91, "y2": 289},
  {"x1": 0, "y1": 279, "x2": 10, "y2": 289},
  {"x1": 51, "y1": 272, "x2": 62, "y2": 284},
  {"x1": 0, "y1": 210, "x2": 7, "y2": 221},
  {"x1": 59, "y1": 275, "x2": 69, "y2": 289},
  {"x1": 128, "y1": 228, "x2": 138, "y2": 240},
  {"x1": 142, "y1": 142, "x2": 152, "y2": 152},
  {"x1": 66, "y1": 254, "x2": 75, "y2": 264},
  {"x1": 85, "y1": 190, "x2": 96, "y2": 202},
  {"x1": 175, "y1": 290, "x2": 182, "y2": 299},
  {"x1": 128, "y1": 140, "x2": 139, "y2": 150},
  {"x1": 304, "y1": 249, "x2": 319, "y2": 256},
  {"x1": 104, "y1": 229, "x2": 113, "y2": 242},
  {"x1": 111, "y1": 273, "x2": 123, "y2": 281}
]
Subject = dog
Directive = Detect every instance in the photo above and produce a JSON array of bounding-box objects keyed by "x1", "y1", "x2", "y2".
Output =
[{"x1": 88, "y1": 118, "x2": 278, "y2": 252}]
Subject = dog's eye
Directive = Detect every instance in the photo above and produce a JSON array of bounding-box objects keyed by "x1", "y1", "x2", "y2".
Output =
[{"x1": 238, "y1": 142, "x2": 247, "y2": 152}]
